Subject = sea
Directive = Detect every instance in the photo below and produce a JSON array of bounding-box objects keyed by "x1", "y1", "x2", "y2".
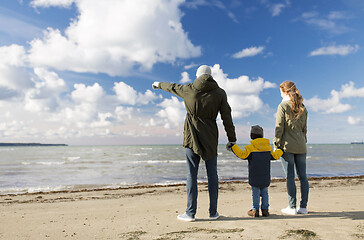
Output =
[{"x1": 1, "y1": 144, "x2": 363, "y2": 195}]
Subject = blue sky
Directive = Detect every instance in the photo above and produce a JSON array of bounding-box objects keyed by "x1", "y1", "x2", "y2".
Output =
[{"x1": 0, "y1": 0, "x2": 364, "y2": 145}]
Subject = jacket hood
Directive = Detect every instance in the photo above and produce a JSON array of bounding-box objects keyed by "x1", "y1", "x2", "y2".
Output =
[
  {"x1": 193, "y1": 75, "x2": 219, "y2": 92},
  {"x1": 250, "y1": 138, "x2": 271, "y2": 151}
]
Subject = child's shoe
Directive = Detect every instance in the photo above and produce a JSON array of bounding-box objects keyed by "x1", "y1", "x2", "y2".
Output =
[
  {"x1": 261, "y1": 209, "x2": 269, "y2": 217},
  {"x1": 247, "y1": 209, "x2": 259, "y2": 217}
]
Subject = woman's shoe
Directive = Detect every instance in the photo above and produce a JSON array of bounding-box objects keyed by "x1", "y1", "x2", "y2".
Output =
[{"x1": 297, "y1": 207, "x2": 308, "y2": 214}]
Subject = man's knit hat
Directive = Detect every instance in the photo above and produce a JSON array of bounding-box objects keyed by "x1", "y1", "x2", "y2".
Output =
[
  {"x1": 196, "y1": 65, "x2": 212, "y2": 77},
  {"x1": 251, "y1": 125, "x2": 264, "y2": 137}
]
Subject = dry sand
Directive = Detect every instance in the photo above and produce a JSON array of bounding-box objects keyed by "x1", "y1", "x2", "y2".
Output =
[{"x1": 1, "y1": 176, "x2": 363, "y2": 239}]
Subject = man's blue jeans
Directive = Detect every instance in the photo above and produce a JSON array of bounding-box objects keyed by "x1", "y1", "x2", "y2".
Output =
[
  {"x1": 281, "y1": 152, "x2": 309, "y2": 208},
  {"x1": 251, "y1": 186, "x2": 269, "y2": 210},
  {"x1": 185, "y1": 148, "x2": 218, "y2": 218}
]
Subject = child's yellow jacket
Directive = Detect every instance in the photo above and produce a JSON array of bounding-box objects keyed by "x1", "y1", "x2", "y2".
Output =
[{"x1": 232, "y1": 138, "x2": 283, "y2": 188}]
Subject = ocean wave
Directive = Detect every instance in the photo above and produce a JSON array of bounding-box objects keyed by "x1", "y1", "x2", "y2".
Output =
[
  {"x1": 345, "y1": 157, "x2": 364, "y2": 161},
  {"x1": 21, "y1": 161, "x2": 66, "y2": 165},
  {"x1": 0, "y1": 185, "x2": 72, "y2": 195},
  {"x1": 65, "y1": 156, "x2": 81, "y2": 161},
  {"x1": 36, "y1": 161, "x2": 66, "y2": 165},
  {"x1": 134, "y1": 160, "x2": 185, "y2": 164},
  {"x1": 0, "y1": 148, "x2": 15, "y2": 151},
  {"x1": 219, "y1": 159, "x2": 244, "y2": 163},
  {"x1": 132, "y1": 153, "x2": 148, "y2": 156}
]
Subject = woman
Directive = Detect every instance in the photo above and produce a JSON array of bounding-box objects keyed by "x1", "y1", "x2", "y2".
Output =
[{"x1": 274, "y1": 81, "x2": 309, "y2": 215}]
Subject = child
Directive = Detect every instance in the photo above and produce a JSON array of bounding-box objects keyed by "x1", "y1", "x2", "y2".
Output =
[{"x1": 228, "y1": 125, "x2": 283, "y2": 217}]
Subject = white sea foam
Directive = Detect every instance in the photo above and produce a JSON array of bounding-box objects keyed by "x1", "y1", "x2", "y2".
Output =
[
  {"x1": 132, "y1": 153, "x2": 148, "y2": 156},
  {"x1": 219, "y1": 159, "x2": 243, "y2": 163},
  {"x1": 345, "y1": 157, "x2": 364, "y2": 161},
  {"x1": 0, "y1": 185, "x2": 71, "y2": 195},
  {"x1": 0, "y1": 148, "x2": 15, "y2": 151},
  {"x1": 36, "y1": 161, "x2": 66, "y2": 165},
  {"x1": 137, "y1": 160, "x2": 185, "y2": 164},
  {"x1": 66, "y1": 156, "x2": 81, "y2": 161}
]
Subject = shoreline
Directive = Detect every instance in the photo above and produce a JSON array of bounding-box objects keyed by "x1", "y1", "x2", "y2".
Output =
[
  {"x1": 1, "y1": 176, "x2": 363, "y2": 239},
  {"x1": 1, "y1": 175, "x2": 363, "y2": 197}
]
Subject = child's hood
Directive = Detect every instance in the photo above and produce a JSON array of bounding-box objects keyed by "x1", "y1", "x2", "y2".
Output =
[{"x1": 250, "y1": 138, "x2": 272, "y2": 151}]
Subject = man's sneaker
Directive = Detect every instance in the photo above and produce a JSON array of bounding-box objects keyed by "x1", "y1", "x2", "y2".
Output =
[
  {"x1": 247, "y1": 209, "x2": 259, "y2": 217},
  {"x1": 297, "y1": 207, "x2": 308, "y2": 214},
  {"x1": 261, "y1": 209, "x2": 270, "y2": 217},
  {"x1": 209, "y1": 212, "x2": 220, "y2": 220},
  {"x1": 177, "y1": 213, "x2": 195, "y2": 222},
  {"x1": 281, "y1": 206, "x2": 297, "y2": 215}
]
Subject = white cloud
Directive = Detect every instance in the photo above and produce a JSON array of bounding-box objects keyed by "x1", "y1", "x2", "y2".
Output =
[
  {"x1": 58, "y1": 104, "x2": 99, "y2": 128},
  {"x1": 232, "y1": 46, "x2": 265, "y2": 58},
  {"x1": 339, "y1": 81, "x2": 364, "y2": 98},
  {"x1": 184, "y1": 0, "x2": 238, "y2": 22},
  {"x1": 0, "y1": 44, "x2": 27, "y2": 67},
  {"x1": 138, "y1": 89, "x2": 160, "y2": 105},
  {"x1": 0, "y1": 13, "x2": 43, "y2": 41},
  {"x1": 72, "y1": 83, "x2": 104, "y2": 103},
  {"x1": 184, "y1": 63, "x2": 198, "y2": 70},
  {"x1": 180, "y1": 72, "x2": 191, "y2": 83},
  {"x1": 347, "y1": 116, "x2": 364, "y2": 125},
  {"x1": 309, "y1": 44, "x2": 359, "y2": 56},
  {"x1": 156, "y1": 96, "x2": 186, "y2": 128},
  {"x1": 33, "y1": 68, "x2": 68, "y2": 95},
  {"x1": 211, "y1": 64, "x2": 276, "y2": 118},
  {"x1": 115, "y1": 106, "x2": 133, "y2": 122},
  {"x1": 24, "y1": 68, "x2": 68, "y2": 112},
  {"x1": 300, "y1": 11, "x2": 351, "y2": 34},
  {"x1": 305, "y1": 81, "x2": 364, "y2": 114},
  {"x1": 89, "y1": 112, "x2": 113, "y2": 128},
  {"x1": 30, "y1": 0, "x2": 75, "y2": 8},
  {"x1": 228, "y1": 94, "x2": 264, "y2": 118},
  {"x1": 0, "y1": 66, "x2": 31, "y2": 95},
  {"x1": 113, "y1": 82, "x2": 159, "y2": 105},
  {"x1": 113, "y1": 82, "x2": 138, "y2": 105},
  {"x1": 271, "y1": 2, "x2": 289, "y2": 17},
  {"x1": 260, "y1": 0, "x2": 290, "y2": 17},
  {"x1": 27, "y1": 0, "x2": 201, "y2": 76},
  {"x1": 0, "y1": 45, "x2": 34, "y2": 100},
  {"x1": 0, "y1": 0, "x2": 204, "y2": 142},
  {"x1": 304, "y1": 93, "x2": 352, "y2": 114}
]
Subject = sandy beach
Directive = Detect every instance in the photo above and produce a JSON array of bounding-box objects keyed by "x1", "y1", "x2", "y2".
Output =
[{"x1": 1, "y1": 176, "x2": 363, "y2": 239}]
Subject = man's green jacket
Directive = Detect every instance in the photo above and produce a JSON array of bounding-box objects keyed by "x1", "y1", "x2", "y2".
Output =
[{"x1": 159, "y1": 75, "x2": 236, "y2": 160}]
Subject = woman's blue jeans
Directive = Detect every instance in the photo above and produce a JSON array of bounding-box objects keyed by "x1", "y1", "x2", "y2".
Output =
[
  {"x1": 251, "y1": 186, "x2": 269, "y2": 210},
  {"x1": 185, "y1": 148, "x2": 218, "y2": 218},
  {"x1": 281, "y1": 152, "x2": 309, "y2": 208}
]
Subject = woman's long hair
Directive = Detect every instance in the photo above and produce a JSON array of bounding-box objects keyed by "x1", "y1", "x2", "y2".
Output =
[{"x1": 280, "y1": 81, "x2": 305, "y2": 119}]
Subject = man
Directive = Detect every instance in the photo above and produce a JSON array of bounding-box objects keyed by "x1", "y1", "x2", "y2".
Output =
[{"x1": 152, "y1": 65, "x2": 236, "y2": 221}]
